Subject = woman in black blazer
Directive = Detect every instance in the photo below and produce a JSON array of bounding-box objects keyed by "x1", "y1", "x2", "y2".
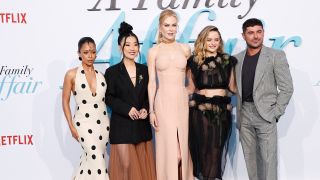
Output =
[{"x1": 104, "y1": 22, "x2": 156, "y2": 180}]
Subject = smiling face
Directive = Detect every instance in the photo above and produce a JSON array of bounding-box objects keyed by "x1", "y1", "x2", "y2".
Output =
[
  {"x1": 159, "y1": 15, "x2": 178, "y2": 43},
  {"x1": 242, "y1": 25, "x2": 264, "y2": 49},
  {"x1": 120, "y1": 36, "x2": 139, "y2": 61},
  {"x1": 205, "y1": 30, "x2": 222, "y2": 56},
  {"x1": 78, "y1": 42, "x2": 96, "y2": 66}
]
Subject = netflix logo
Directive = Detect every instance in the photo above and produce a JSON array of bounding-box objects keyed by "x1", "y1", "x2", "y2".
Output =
[
  {"x1": 0, "y1": 12, "x2": 27, "y2": 24},
  {"x1": 0, "y1": 134, "x2": 34, "y2": 146}
]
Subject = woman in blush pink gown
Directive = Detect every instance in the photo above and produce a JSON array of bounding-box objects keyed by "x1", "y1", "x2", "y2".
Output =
[{"x1": 147, "y1": 9, "x2": 194, "y2": 180}]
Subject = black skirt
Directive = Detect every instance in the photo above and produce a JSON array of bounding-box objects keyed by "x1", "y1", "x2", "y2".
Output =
[{"x1": 188, "y1": 93, "x2": 232, "y2": 180}]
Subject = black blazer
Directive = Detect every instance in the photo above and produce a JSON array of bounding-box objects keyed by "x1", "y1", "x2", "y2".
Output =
[{"x1": 104, "y1": 62, "x2": 152, "y2": 144}]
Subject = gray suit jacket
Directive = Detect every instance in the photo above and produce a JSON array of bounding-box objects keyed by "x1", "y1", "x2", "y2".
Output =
[{"x1": 235, "y1": 46, "x2": 294, "y2": 127}]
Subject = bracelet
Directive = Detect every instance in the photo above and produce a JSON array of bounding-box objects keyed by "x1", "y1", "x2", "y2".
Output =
[{"x1": 149, "y1": 110, "x2": 155, "y2": 114}]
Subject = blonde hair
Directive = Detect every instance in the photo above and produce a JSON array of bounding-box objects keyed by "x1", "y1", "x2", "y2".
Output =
[
  {"x1": 194, "y1": 25, "x2": 224, "y2": 65},
  {"x1": 157, "y1": 9, "x2": 178, "y2": 44}
]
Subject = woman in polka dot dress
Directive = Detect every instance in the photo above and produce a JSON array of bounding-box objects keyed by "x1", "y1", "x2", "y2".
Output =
[{"x1": 62, "y1": 37, "x2": 110, "y2": 180}]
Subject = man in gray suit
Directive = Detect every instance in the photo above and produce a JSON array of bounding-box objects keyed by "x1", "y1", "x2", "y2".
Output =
[{"x1": 235, "y1": 18, "x2": 294, "y2": 180}]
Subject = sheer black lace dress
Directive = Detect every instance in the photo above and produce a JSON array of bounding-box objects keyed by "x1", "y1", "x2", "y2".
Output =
[{"x1": 187, "y1": 53, "x2": 237, "y2": 180}]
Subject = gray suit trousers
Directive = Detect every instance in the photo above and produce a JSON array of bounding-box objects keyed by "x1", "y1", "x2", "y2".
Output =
[{"x1": 240, "y1": 102, "x2": 277, "y2": 180}]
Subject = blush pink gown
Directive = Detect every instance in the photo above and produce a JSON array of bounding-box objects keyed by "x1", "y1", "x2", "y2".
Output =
[{"x1": 154, "y1": 43, "x2": 194, "y2": 180}]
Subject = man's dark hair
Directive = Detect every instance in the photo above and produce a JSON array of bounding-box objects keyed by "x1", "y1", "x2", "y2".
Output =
[{"x1": 242, "y1": 18, "x2": 263, "y2": 32}]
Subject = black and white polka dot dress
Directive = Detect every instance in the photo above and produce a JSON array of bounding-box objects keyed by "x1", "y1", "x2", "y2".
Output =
[{"x1": 72, "y1": 66, "x2": 110, "y2": 180}]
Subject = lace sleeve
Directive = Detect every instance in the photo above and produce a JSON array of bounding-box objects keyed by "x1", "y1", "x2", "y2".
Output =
[
  {"x1": 228, "y1": 55, "x2": 237, "y2": 94},
  {"x1": 187, "y1": 55, "x2": 199, "y2": 78},
  {"x1": 229, "y1": 55, "x2": 238, "y2": 67},
  {"x1": 186, "y1": 55, "x2": 198, "y2": 94}
]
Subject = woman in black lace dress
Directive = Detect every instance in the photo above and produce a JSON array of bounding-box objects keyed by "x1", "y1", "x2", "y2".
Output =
[{"x1": 187, "y1": 26, "x2": 237, "y2": 180}]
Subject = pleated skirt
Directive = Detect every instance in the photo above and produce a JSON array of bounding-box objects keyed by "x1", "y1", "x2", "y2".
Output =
[{"x1": 108, "y1": 140, "x2": 156, "y2": 180}]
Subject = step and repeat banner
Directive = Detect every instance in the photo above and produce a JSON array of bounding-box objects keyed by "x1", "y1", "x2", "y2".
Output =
[{"x1": 1, "y1": 0, "x2": 319, "y2": 179}]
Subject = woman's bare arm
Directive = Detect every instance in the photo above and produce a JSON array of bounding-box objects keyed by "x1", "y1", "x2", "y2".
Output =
[
  {"x1": 147, "y1": 47, "x2": 159, "y2": 131},
  {"x1": 62, "y1": 68, "x2": 79, "y2": 140}
]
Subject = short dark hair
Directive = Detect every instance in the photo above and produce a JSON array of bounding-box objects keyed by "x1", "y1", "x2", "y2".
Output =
[{"x1": 242, "y1": 18, "x2": 263, "y2": 32}]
